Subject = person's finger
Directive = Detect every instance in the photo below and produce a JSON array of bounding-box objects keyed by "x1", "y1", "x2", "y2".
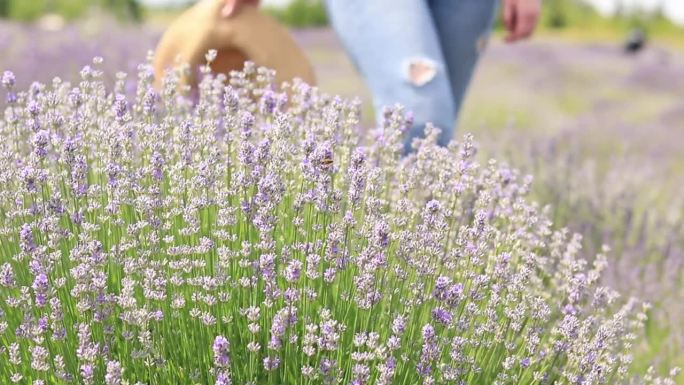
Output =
[
  {"x1": 503, "y1": 0, "x2": 515, "y2": 32},
  {"x1": 514, "y1": 13, "x2": 535, "y2": 40},
  {"x1": 221, "y1": 0, "x2": 259, "y2": 18},
  {"x1": 504, "y1": 8, "x2": 518, "y2": 42},
  {"x1": 221, "y1": 0, "x2": 259, "y2": 17},
  {"x1": 503, "y1": 0, "x2": 514, "y2": 31},
  {"x1": 221, "y1": 0, "x2": 236, "y2": 18},
  {"x1": 506, "y1": 3, "x2": 539, "y2": 43},
  {"x1": 519, "y1": 8, "x2": 540, "y2": 39},
  {"x1": 503, "y1": 0, "x2": 517, "y2": 41}
]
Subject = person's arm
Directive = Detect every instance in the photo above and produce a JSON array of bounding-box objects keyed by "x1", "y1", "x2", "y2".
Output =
[
  {"x1": 221, "y1": 0, "x2": 260, "y2": 18},
  {"x1": 502, "y1": 0, "x2": 541, "y2": 43}
]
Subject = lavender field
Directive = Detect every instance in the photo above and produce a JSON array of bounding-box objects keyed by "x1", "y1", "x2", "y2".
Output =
[
  {"x1": 304, "y1": 29, "x2": 684, "y2": 374},
  {"x1": 1, "y1": 18, "x2": 683, "y2": 384}
]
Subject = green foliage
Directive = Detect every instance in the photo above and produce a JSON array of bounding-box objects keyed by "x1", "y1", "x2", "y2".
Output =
[
  {"x1": 492, "y1": 0, "x2": 683, "y2": 35},
  {"x1": 0, "y1": 0, "x2": 142, "y2": 22},
  {"x1": 106, "y1": 0, "x2": 143, "y2": 22},
  {"x1": 493, "y1": 0, "x2": 596, "y2": 31},
  {"x1": 0, "y1": 0, "x2": 9, "y2": 18},
  {"x1": 540, "y1": 0, "x2": 602, "y2": 29},
  {"x1": 265, "y1": 0, "x2": 328, "y2": 28},
  {"x1": 546, "y1": 0, "x2": 570, "y2": 29},
  {"x1": 616, "y1": 5, "x2": 678, "y2": 36}
]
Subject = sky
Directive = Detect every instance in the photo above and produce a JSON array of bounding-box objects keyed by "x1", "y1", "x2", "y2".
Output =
[
  {"x1": 140, "y1": 0, "x2": 684, "y2": 25},
  {"x1": 584, "y1": 0, "x2": 684, "y2": 24}
]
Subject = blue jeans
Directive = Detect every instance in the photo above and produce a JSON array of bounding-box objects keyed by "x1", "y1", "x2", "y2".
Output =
[{"x1": 325, "y1": 0, "x2": 499, "y2": 151}]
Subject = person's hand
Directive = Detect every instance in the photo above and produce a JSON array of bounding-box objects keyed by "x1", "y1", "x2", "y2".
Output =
[
  {"x1": 502, "y1": 0, "x2": 541, "y2": 43},
  {"x1": 221, "y1": 0, "x2": 260, "y2": 18}
]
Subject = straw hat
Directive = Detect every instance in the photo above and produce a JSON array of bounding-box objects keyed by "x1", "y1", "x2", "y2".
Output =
[{"x1": 153, "y1": 0, "x2": 316, "y2": 88}]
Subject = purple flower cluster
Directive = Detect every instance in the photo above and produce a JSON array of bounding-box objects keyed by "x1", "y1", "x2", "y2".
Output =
[{"x1": 213, "y1": 336, "x2": 231, "y2": 368}]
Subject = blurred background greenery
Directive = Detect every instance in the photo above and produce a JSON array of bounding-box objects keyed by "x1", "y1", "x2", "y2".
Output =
[
  {"x1": 0, "y1": 0, "x2": 682, "y2": 43},
  {"x1": 0, "y1": 0, "x2": 143, "y2": 21}
]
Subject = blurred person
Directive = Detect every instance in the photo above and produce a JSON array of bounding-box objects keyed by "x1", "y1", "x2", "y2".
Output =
[
  {"x1": 325, "y1": 0, "x2": 541, "y2": 151},
  {"x1": 220, "y1": 0, "x2": 540, "y2": 151},
  {"x1": 624, "y1": 28, "x2": 646, "y2": 54}
]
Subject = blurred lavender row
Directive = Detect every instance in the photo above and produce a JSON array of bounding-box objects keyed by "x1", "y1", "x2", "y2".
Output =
[
  {"x1": 470, "y1": 40, "x2": 684, "y2": 371},
  {"x1": 0, "y1": 17, "x2": 158, "y2": 92}
]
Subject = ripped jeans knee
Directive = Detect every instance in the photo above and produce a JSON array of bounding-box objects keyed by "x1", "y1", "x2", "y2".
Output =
[{"x1": 403, "y1": 57, "x2": 438, "y2": 87}]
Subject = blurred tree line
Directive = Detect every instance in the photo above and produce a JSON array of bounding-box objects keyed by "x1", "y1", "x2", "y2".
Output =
[
  {"x1": 264, "y1": 0, "x2": 327, "y2": 28},
  {"x1": 490, "y1": 0, "x2": 680, "y2": 36},
  {"x1": 267, "y1": 0, "x2": 678, "y2": 32},
  {"x1": 0, "y1": 0, "x2": 142, "y2": 22},
  {"x1": 263, "y1": 0, "x2": 677, "y2": 31},
  {"x1": 0, "y1": 0, "x2": 677, "y2": 32}
]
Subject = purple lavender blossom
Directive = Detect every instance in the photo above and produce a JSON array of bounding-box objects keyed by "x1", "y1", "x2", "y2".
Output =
[
  {"x1": 212, "y1": 336, "x2": 230, "y2": 368},
  {"x1": 113, "y1": 94, "x2": 128, "y2": 121},
  {"x1": 431, "y1": 307, "x2": 453, "y2": 326},
  {"x1": 19, "y1": 224, "x2": 36, "y2": 254},
  {"x1": 104, "y1": 360, "x2": 122, "y2": 385},
  {"x1": 1, "y1": 263, "x2": 16, "y2": 287},
  {"x1": 263, "y1": 356, "x2": 280, "y2": 371},
  {"x1": 2, "y1": 70, "x2": 15, "y2": 88},
  {"x1": 215, "y1": 371, "x2": 231, "y2": 385},
  {"x1": 32, "y1": 130, "x2": 50, "y2": 158},
  {"x1": 32, "y1": 273, "x2": 49, "y2": 307}
]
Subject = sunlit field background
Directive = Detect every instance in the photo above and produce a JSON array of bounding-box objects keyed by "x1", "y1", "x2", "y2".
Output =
[{"x1": 1, "y1": 0, "x2": 683, "y2": 381}]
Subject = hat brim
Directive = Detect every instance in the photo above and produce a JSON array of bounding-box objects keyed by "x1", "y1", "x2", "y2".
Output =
[{"x1": 153, "y1": 0, "x2": 316, "y2": 88}]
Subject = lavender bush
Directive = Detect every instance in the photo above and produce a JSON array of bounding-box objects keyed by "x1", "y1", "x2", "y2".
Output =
[
  {"x1": 0, "y1": 55, "x2": 680, "y2": 385},
  {"x1": 478, "y1": 129, "x2": 684, "y2": 373},
  {"x1": 511, "y1": 145, "x2": 684, "y2": 375}
]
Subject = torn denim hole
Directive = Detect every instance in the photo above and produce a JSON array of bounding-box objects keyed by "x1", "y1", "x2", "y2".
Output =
[{"x1": 403, "y1": 57, "x2": 437, "y2": 87}]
